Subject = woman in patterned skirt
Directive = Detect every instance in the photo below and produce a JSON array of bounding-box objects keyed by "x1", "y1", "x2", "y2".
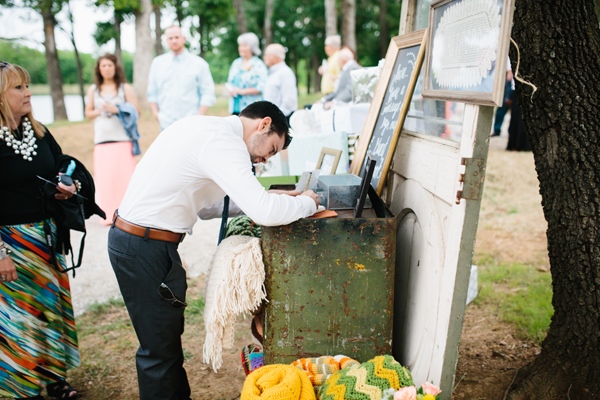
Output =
[{"x1": 0, "y1": 62, "x2": 80, "y2": 399}]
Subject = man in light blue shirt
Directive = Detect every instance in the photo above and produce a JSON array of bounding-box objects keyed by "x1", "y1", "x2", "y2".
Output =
[
  {"x1": 147, "y1": 25, "x2": 216, "y2": 130},
  {"x1": 263, "y1": 43, "x2": 298, "y2": 124}
]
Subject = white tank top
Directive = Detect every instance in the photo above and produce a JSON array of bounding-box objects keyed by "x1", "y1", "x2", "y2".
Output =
[{"x1": 91, "y1": 84, "x2": 130, "y2": 144}]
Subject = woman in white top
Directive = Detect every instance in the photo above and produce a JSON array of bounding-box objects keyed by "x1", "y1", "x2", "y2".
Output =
[{"x1": 85, "y1": 54, "x2": 140, "y2": 224}]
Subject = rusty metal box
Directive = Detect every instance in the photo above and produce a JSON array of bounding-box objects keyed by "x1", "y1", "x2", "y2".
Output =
[{"x1": 261, "y1": 209, "x2": 396, "y2": 364}]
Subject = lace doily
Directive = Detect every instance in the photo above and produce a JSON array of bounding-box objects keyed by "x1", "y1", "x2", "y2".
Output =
[{"x1": 431, "y1": 0, "x2": 502, "y2": 88}]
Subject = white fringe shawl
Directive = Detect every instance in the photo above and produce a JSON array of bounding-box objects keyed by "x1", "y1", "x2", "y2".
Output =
[{"x1": 202, "y1": 235, "x2": 267, "y2": 372}]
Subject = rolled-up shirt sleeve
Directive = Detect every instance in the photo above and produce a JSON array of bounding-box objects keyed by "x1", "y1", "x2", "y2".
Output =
[{"x1": 198, "y1": 133, "x2": 316, "y2": 226}]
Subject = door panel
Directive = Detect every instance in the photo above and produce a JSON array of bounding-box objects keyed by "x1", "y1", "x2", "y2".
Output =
[{"x1": 388, "y1": 104, "x2": 493, "y2": 397}]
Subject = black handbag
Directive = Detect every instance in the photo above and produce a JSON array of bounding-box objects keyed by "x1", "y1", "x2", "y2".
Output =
[{"x1": 41, "y1": 155, "x2": 106, "y2": 274}]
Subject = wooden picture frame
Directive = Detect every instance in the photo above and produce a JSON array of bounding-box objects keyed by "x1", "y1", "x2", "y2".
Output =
[
  {"x1": 316, "y1": 147, "x2": 342, "y2": 175},
  {"x1": 350, "y1": 29, "x2": 427, "y2": 195},
  {"x1": 422, "y1": 0, "x2": 516, "y2": 106}
]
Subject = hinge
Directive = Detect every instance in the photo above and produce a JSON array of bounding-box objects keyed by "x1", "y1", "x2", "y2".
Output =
[{"x1": 455, "y1": 157, "x2": 486, "y2": 204}]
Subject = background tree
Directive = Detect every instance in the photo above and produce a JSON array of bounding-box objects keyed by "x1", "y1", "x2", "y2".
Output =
[
  {"x1": 507, "y1": 0, "x2": 600, "y2": 398},
  {"x1": 232, "y1": 0, "x2": 247, "y2": 33},
  {"x1": 325, "y1": 0, "x2": 337, "y2": 36},
  {"x1": 263, "y1": 0, "x2": 274, "y2": 46},
  {"x1": 153, "y1": 2, "x2": 162, "y2": 56},
  {"x1": 341, "y1": 0, "x2": 355, "y2": 50},
  {"x1": 133, "y1": 0, "x2": 152, "y2": 109},
  {"x1": 58, "y1": 0, "x2": 85, "y2": 113},
  {"x1": 5, "y1": 0, "x2": 71, "y2": 120},
  {"x1": 94, "y1": 0, "x2": 138, "y2": 63},
  {"x1": 39, "y1": 0, "x2": 68, "y2": 120}
]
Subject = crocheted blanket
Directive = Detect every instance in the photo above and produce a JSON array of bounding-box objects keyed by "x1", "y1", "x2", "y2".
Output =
[{"x1": 203, "y1": 235, "x2": 267, "y2": 372}]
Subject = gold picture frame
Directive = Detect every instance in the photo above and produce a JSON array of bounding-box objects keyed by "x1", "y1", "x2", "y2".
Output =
[
  {"x1": 350, "y1": 30, "x2": 427, "y2": 195},
  {"x1": 422, "y1": 0, "x2": 516, "y2": 106},
  {"x1": 316, "y1": 147, "x2": 342, "y2": 175}
]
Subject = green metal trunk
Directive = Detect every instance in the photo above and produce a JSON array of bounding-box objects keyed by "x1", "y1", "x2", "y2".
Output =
[{"x1": 261, "y1": 210, "x2": 396, "y2": 364}]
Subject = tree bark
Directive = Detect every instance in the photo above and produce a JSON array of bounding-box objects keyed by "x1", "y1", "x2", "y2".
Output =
[
  {"x1": 341, "y1": 0, "x2": 356, "y2": 51},
  {"x1": 232, "y1": 0, "x2": 247, "y2": 34},
  {"x1": 507, "y1": 1, "x2": 600, "y2": 398},
  {"x1": 41, "y1": 6, "x2": 68, "y2": 121},
  {"x1": 63, "y1": 1, "x2": 85, "y2": 114},
  {"x1": 114, "y1": 13, "x2": 122, "y2": 61},
  {"x1": 378, "y1": 0, "x2": 388, "y2": 58},
  {"x1": 325, "y1": 0, "x2": 337, "y2": 37},
  {"x1": 153, "y1": 5, "x2": 162, "y2": 56},
  {"x1": 134, "y1": 0, "x2": 153, "y2": 111},
  {"x1": 263, "y1": 0, "x2": 274, "y2": 47}
]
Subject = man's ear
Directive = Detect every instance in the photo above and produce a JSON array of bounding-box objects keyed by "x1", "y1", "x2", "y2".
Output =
[{"x1": 260, "y1": 117, "x2": 272, "y2": 131}]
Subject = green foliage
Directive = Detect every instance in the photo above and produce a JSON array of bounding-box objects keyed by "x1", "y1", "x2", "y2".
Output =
[
  {"x1": 0, "y1": 40, "x2": 48, "y2": 83},
  {"x1": 475, "y1": 259, "x2": 553, "y2": 343},
  {"x1": 0, "y1": 40, "x2": 134, "y2": 84},
  {"x1": 93, "y1": 21, "x2": 119, "y2": 47},
  {"x1": 57, "y1": 50, "x2": 96, "y2": 84}
]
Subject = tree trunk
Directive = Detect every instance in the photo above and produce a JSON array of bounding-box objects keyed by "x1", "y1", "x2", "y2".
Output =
[
  {"x1": 507, "y1": 1, "x2": 600, "y2": 398},
  {"x1": 311, "y1": 53, "x2": 320, "y2": 93},
  {"x1": 325, "y1": 0, "x2": 337, "y2": 36},
  {"x1": 378, "y1": 0, "x2": 389, "y2": 57},
  {"x1": 173, "y1": 0, "x2": 184, "y2": 25},
  {"x1": 232, "y1": 0, "x2": 247, "y2": 34},
  {"x1": 115, "y1": 13, "x2": 122, "y2": 61},
  {"x1": 153, "y1": 5, "x2": 162, "y2": 56},
  {"x1": 341, "y1": 0, "x2": 356, "y2": 51},
  {"x1": 63, "y1": 1, "x2": 85, "y2": 114},
  {"x1": 41, "y1": 7, "x2": 67, "y2": 121},
  {"x1": 134, "y1": 0, "x2": 153, "y2": 111},
  {"x1": 263, "y1": 0, "x2": 274, "y2": 47}
]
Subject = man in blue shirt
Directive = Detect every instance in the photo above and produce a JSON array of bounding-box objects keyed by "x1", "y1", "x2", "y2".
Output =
[{"x1": 147, "y1": 25, "x2": 216, "y2": 130}]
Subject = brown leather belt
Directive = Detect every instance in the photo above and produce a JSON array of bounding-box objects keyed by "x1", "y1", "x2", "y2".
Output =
[{"x1": 113, "y1": 214, "x2": 185, "y2": 243}]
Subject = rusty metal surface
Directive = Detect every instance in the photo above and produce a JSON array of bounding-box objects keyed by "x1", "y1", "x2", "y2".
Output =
[{"x1": 262, "y1": 213, "x2": 396, "y2": 364}]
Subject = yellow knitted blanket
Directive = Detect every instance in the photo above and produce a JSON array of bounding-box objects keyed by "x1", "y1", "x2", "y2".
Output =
[{"x1": 241, "y1": 364, "x2": 317, "y2": 400}]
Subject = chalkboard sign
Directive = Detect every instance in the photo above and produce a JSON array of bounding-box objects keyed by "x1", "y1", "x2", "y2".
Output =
[{"x1": 350, "y1": 30, "x2": 427, "y2": 195}]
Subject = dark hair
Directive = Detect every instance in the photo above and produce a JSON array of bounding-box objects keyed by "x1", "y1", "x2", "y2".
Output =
[
  {"x1": 239, "y1": 101, "x2": 292, "y2": 149},
  {"x1": 94, "y1": 54, "x2": 126, "y2": 90}
]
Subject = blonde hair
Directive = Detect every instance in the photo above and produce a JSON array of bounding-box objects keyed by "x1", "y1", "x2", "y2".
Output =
[{"x1": 0, "y1": 62, "x2": 45, "y2": 138}]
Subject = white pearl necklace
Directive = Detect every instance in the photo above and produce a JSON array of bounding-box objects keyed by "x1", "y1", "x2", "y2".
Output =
[{"x1": 0, "y1": 117, "x2": 38, "y2": 161}]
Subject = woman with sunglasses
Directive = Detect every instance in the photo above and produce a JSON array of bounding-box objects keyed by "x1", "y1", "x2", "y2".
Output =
[{"x1": 0, "y1": 62, "x2": 80, "y2": 399}]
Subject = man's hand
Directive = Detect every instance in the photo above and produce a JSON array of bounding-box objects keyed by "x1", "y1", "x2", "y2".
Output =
[{"x1": 301, "y1": 190, "x2": 319, "y2": 207}]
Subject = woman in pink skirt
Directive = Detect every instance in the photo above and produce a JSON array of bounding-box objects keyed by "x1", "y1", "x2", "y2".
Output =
[{"x1": 85, "y1": 54, "x2": 140, "y2": 224}]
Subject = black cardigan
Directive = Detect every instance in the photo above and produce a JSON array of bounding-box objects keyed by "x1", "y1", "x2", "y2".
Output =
[{"x1": 0, "y1": 127, "x2": 63, "y2": 226}]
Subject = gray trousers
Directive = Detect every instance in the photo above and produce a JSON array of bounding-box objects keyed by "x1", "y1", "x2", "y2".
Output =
[{"x1": 108, "y1": 225, "x2": 191, "y2": 400}]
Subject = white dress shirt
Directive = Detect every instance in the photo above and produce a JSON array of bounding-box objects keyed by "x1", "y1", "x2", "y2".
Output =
[
  {"x1": 146, "y1": 50, "x2": 216, "y2": 130},
  {"x1": 118, "y1": 116, "x2": 317, "y2": 234},
  {"x1": 263, "y1": 62, "x2": 298, "y2": 117}
]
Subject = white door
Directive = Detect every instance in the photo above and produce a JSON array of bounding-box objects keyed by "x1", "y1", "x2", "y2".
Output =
[{"x1": 388, "y1": 99, "x2": 493, "y2": 397}]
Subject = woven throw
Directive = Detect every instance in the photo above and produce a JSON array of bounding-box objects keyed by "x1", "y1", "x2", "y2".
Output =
[
  {"x1": 318, "y1": 355, "x2": 414, "y2": 400},
  {"x1": 202, "y1": 235, "x2": 266, "y2": 372},
  {"x1": 292, "y1": 355, "x2": 359, "y2": 394},
  {"x1": 241, "y1": 364, "x2": 317, "y2": 400}
]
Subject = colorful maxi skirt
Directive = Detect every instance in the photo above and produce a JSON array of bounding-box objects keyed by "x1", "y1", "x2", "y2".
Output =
[{"x1": 0, "y1": 220, "x2": 80, "y2": 398}]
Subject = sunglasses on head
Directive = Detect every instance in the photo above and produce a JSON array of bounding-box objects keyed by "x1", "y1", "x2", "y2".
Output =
[
  {"x1": 0, "y1": 61, "x2": 9, "y2": 68},
  {"x1": 158, "y1": 282, "x2": 187, "y2": 308}
]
